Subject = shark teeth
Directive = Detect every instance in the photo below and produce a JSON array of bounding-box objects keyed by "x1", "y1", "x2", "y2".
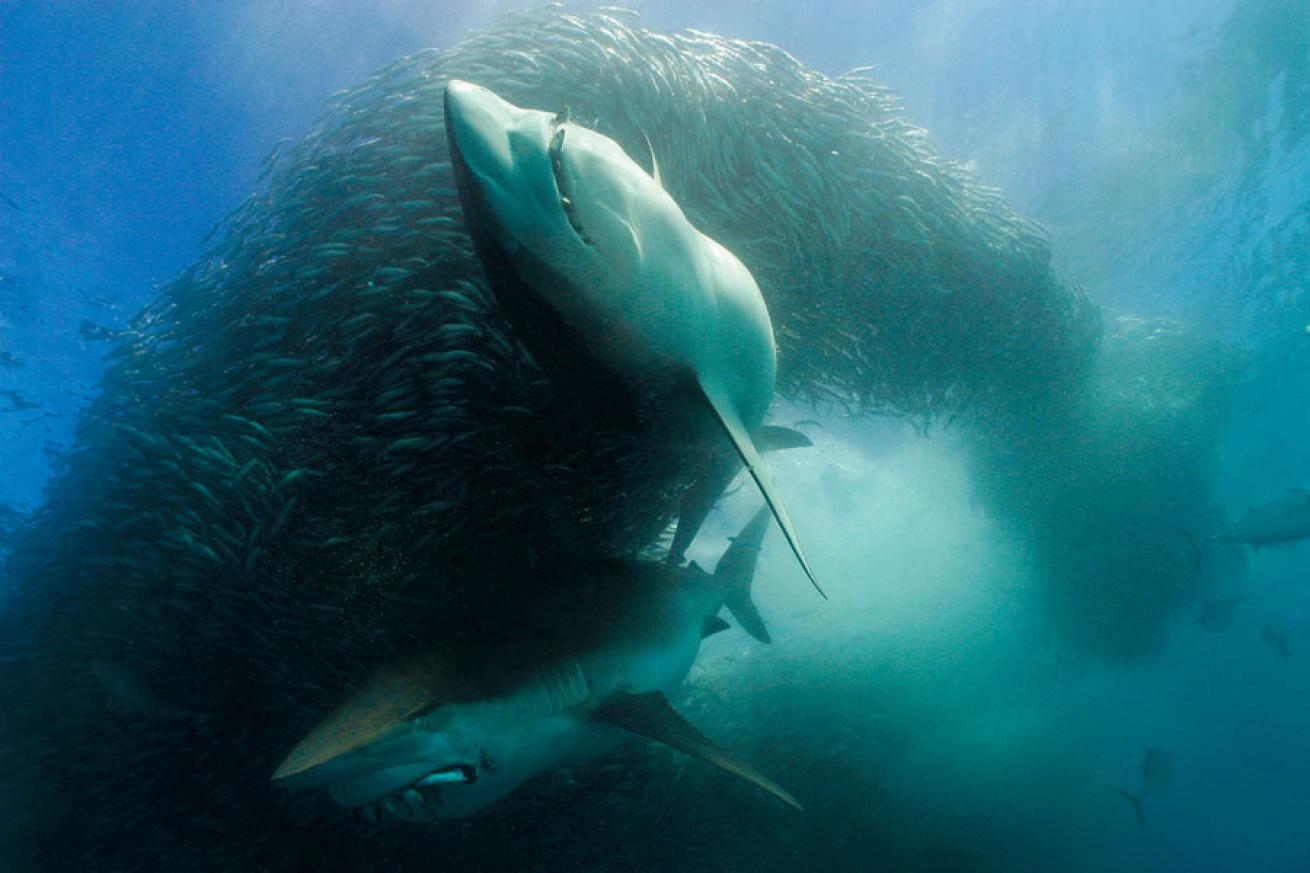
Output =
[
  {"x1": 357, "y1": 781, "x2": 442, "y2": 823},
  {"x1": 548, "y1": 126, "x2": 593, "y2": 246},
  {"x1": 355, "y1": 765, "x2": 477, "y2": 823}
]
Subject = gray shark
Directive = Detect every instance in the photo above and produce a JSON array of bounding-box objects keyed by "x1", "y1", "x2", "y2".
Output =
[
  {"x1": 1262, "y1": 623, "x2": 1292, "y2": 659},
  {"x1": 1183, "y1": 490, "x2": 1310, "y2": 568},
  {"x1": 1215, "y1": 490, "x2": 1310, "y2": 546},
  {"x1": 1188, "y1": 490, "x2": 1310, "y2": 565},
  {"x1": 1195, "y1": 596, "x2": 1242, "y2": 633},
  {"x1": 272, "y1": 505, "x2": 796, "y2": 820},
  {"x1": 1116, "y1": 747, "x2": 1171, "y2": 827},
  {"x1": 443, "y1": 79, "x2": 822, "y2": 598}
]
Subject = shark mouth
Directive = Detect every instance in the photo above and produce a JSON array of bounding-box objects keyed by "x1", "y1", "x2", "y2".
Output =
[
  {"x1": 548, "y1": 123, "x2": 593, "y2": 246},
  {"x1": 354, "y1": 765, "x2": 477, "y2": 824}
]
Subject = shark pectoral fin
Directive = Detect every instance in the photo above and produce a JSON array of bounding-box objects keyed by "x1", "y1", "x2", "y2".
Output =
[
  {"x1": 697, "y1": 377, "x2": 824, "y2": 599},
  {"x1": 702, "y1": 615, "x2": 731, "y2": 639},
  {"x1": 271, "y1": 655, "x2": 445, "y2": 781},
  {"x1": 591, "y1": 690, "x2": 802, "y2": 812},
  {"x1": 753, "y1": 425, "x2": 813, "y2": 452}
]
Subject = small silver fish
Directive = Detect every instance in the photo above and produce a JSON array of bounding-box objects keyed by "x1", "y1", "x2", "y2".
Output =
[{"x1": 90, "y1": 660, "x2": 202, "y2": 722}]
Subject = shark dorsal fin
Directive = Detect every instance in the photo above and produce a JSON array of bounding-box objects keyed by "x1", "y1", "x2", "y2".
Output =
[
  {"x1": 271, "y1": 655, "x2": 445, "y2": 780},
  {"x1": 697, "y1": 375, "x2": 824, "y2": 599},
  {"x1": 590, "y1": 690, "x2": 802, "y2": 811},
  {"x1": 702, "y1": 615, "x2": 731, "y2": 639}
]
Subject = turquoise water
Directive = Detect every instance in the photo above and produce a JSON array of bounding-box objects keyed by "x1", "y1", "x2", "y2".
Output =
[{"x1": 1, "y1": 3, "x2": 1307, "y2": 870}]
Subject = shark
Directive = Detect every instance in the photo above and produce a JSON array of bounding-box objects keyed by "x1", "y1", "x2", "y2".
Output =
[
  {"x1": 1194, "y1": 595, "x2": 1242, "y2": 633},
  {"x1": 1116, "y1": 747, "x2": 1171, "y2": 828},
  {"x1": 442, "y1": 79, "x2": 822, "y2": 597},
  {"x1": 1262, "y1": 623, "x2": 1292, "y2": 660},
  {"x1": 1185, "y1": 490, "x2": 1310, "y2": 566},
  {"x1": 271, "y1": 504, "x2": 797, "y2": 820}
]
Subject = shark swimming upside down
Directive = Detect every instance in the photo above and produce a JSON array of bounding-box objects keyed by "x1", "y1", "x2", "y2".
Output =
[
  {"x1": 272, "y1": 505, "x2": 796, "y2": 820},
  {"x1": 442, "y1": 79, "x2": 822, "y2": 595}
]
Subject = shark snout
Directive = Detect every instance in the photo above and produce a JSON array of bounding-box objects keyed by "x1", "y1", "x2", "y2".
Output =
[{"x1": 443, "y1": 80, "x2": 520, "y2": 184}]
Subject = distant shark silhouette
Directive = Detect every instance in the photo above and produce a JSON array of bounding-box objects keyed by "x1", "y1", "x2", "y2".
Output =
[
  {"x1": 1195, "y1": 596, "x2": 1242, "y2": 633},
  {"x1": 1262, "y1": 623, "x2": 1292, "y2": 659},
  {"x1": 1184, "y1": 490, "x2": 1310, "y2": 567},
  {"x1": 1117, "y1": 747, "x2": 1171, "y2": 827}
]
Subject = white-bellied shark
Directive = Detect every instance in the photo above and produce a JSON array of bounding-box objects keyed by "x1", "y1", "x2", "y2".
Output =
[
  {"x1": 1185, "y1": 489, "x2": 1310, "y2": 566},
  {"x1": 442, "y1": 79, "x2": 822, "y2": 598},
  {"x1": 271, "y1": 505, "x2": 797, "y2": 820}
]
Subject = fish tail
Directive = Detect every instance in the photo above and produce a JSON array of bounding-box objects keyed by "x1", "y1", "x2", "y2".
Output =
[{"x1": 1116, "y1": 789, "x2": 1145, "y2": 827}]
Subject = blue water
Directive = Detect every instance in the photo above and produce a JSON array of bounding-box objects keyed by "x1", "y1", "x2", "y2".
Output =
[{"x1": 2, "y1": 2, "x2": 1308, "y2": 870}]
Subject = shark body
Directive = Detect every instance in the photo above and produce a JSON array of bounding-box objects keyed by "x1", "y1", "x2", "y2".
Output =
[
  {"x1": 1116, "y1": 746, "x2": 1172, "y2": 827},
  {"x1": 1212, "y1": 491, "x2": 1310, "y2": 548},
  {"x1": 1184, "y1": 490, "x2": 1310, "y2": 567},
  {"x1": 273, "y1": 506, "x2": 794, "y2": 820},
  {"x1": 442, "y1": 79, "x2": 821, "y2": 595}
]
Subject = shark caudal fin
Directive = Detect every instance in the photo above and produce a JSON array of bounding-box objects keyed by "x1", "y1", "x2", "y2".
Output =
[
  {"x1": 697, "y1": 376, "x2": 824, "y2": 599},
  {"x1": 1116, "y1": 789, "x2": 1145, "y2": 828},
  {"x1": 591, "y1": 690, "x2": 802, "y2": 812},
  {"x1": 713, "y1": 504, "x2": 774, "y2": 644}
]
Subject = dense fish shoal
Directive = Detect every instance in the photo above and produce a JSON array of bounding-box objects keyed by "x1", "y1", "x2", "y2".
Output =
[{"x1": 0, "y1": 6, "x2": 1224, "y2": 871}]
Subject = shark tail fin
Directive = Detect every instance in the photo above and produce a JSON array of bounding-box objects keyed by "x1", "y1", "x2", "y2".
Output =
[
  {"x1": 1116, "y1": 789, "x2": 1145, "y2": 828},
  {"x1": 715, "y1": 504, "x2": 774, "y2": 644},
  {"x1": 591, "y1": 690, "x2": 802, "y2": 811}
]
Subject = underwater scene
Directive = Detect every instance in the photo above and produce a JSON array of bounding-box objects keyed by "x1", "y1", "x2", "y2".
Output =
[{"x1": 1, "y1": 2, "x2": 1308, "y2": 870}]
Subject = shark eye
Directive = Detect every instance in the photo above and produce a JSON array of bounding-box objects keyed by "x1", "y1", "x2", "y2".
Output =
[{"x1": 547, "y1": 127, "x2": 593, "y2": 246}]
